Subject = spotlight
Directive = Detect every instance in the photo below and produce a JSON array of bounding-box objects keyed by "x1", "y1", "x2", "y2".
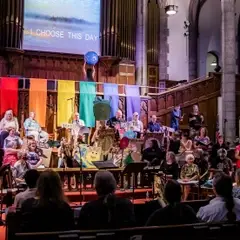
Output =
[{"x1": 165, "y1": 5, "x2": 178, "y2": 15}]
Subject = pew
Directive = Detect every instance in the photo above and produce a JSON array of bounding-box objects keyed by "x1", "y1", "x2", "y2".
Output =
[{"x1": 13, "y1": 222, "x2": 240, "y2": 240}]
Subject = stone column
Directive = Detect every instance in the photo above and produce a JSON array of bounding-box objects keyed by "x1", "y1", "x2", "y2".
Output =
[
  {"x1": 136, "y1": 0, "x2": 148, "y2": 95},
  {"x1": 221, "y1": 0, "x2": 236, "y2": 143}
]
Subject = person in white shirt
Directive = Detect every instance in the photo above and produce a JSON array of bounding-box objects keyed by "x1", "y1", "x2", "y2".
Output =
[
  {"x1": 71, "y1": 112, "x2": 85, "y2": 142},
  {"x1": 128, "y1": 112, "x2": 143, "y2": 138},
  {"x1": 197, "y1": 173, "x2": 240, "y2": 222},
  {"x1": 14, "y1": 169, "x2": 40, "y2": 208}
]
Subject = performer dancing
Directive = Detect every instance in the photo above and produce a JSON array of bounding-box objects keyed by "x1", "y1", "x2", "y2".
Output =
[
  {"x1": 71, "y1": 112, "x2": 85, "y2": 143},
  {"x1": 24, "y1": 112, "x2": 49, "y2": 143}
]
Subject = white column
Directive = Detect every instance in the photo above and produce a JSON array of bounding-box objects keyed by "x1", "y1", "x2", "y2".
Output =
[
  {"x1": 221, "y1": 0, "x2": 236, "y2": 143},
  {"x1": 136, "y1": 0, "x2": 148, "y2": 95}
]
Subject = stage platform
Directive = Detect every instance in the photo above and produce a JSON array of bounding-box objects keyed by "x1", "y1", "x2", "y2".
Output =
[{"x1": 65, "y1": 187, "x2": 153, "y2": 203}]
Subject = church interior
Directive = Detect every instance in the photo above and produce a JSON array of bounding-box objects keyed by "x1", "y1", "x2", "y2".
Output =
[{"x1": 0, "y1": 0, "x2": 240, "y2": 239}]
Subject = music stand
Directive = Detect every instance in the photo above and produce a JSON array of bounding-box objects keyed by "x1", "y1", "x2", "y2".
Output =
[{"x1": 122, "y1": 162, "x2": 147, "y2": 203}]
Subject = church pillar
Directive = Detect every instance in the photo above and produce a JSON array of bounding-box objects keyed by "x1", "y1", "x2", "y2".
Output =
[
  {"x1": 136, "y1": 0, "x2": 148, "y2": 95},
  {"x1": 221, "y1": 0, "x2": 236, "y2": 143}
]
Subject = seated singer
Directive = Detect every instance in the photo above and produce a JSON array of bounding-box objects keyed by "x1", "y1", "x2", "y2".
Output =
[
  {"x1": 106, "y1": 110, "x2": 124, "y2": 128},
  {"x1": 128, "y1": 112, "x2": 143, "y2": 138},
  {"x1": 24, "y1": 112, "x2": 49, "y2": 143},
  {"x1": 147, "y1": 115, "x2": 162, "y2": 132},
  {"x1": 71, "y1": 112, "x2": 85, "y2": 142}
]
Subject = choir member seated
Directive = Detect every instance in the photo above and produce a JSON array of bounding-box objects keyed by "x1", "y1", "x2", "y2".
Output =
[
  {"x1": 19, "y1": 170, "x2": 74, "y2": 232},
  {"x1": 142, "y1": 140, "x2": 163, "y2": 166},
  {"x1": 167, "y1": 132, "x2": 181, "y2": 154},
  {"x1": 71, "y1": 112, "x2": 85, "y2": 143},
  {"x1": 78, "y1": 170, "x2": 135, "y2": 230},
  {"x1": 25, "y1": 141, "x2": 44, "y2": 169},
  {"x1": 146, "y1": 180, "x2": 198, "y2": 226},
  {"x1": 212, "y1": 135, "x2": 228, "y2": 159},
  {"x1": 24, "y1": 112, "x2": 48, "y2": 143},
  {"x1": 3, "y1": 128, "x2": 22, "y2": 149},
  {"x1": 209, "y1": 148, "x2": 233, "y2": 179},
  {"x1": 106, "y1": 110, "x2": 124, "y2": 128},
  {"x1": 161, "y1": 152, "x2": 179, "y2": 180},
  {"x1": 180, "y1": 154, "x2": 199, "y2": 201},
  {"x1": 194, "y1": 127, "x2": 210, "y2": 150},
  {"x1": 12, "y1": 151, "x2": 31, "y2": 186},
  {"x1": 0, "y1": 110, "x2": 19, "y2": 148},
  {"x1": 147, "y1": 115, "x2": 162, "y2": 133},
  {"x1": 3, "y1": 142, "x2": 19, "y2": 167},
  {"x1": 128, "y1": 112, "x2": 143, "y2": 138},
  {"x1": 197, "y1": 173, "x2": 240, "y2": 222}
]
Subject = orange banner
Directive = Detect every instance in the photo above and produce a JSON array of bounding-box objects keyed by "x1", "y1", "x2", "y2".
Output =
[{"x1": 29, "y1": 79, "x2": 47, "y2": 127}]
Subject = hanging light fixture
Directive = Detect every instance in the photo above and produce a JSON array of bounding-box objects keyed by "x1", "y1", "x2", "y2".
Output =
[
  {"x1": 211, "y1": 60, "x2": 217, "y2": 66},
  {"x1": 157, "y1": 0, "x2": 178, "y2": 15}
]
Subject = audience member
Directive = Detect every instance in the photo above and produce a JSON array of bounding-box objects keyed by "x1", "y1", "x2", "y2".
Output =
[
  {"x1": 146, "y1": 180, "x2": 198, "y2": 226},
  {"x1": 78, "y1": 170, "x2": 135, "y2": 230},
  {"x1": 20, "y1": 170, "x2": 74, "y2": 232},
  {"x1": 14, "y1": 169, "x2": 39, "y2": 208},
  {"x1": 161, "y1": 152, "x2": 179, "y2": 180},
  {"x1": 194, "y1": 149, "x2": 209, "y2": 182},
  {"x1": 233, "y1": 169, "x2": 240, "y2": 199},
  {"x1": 197, "y1": 173, "x2": 240, "y2": 222},
  {"x1": 235, "y1": 143, "x2": 240, "y2": 169}
]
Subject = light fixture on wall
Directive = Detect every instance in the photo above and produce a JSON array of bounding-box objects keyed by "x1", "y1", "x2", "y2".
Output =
[
  {"x1": 157, "y1": 0, "x2": 178, "y2": 15},
  {"x1": 211, "y1": 60, "x2": 217, "y2": 66}
]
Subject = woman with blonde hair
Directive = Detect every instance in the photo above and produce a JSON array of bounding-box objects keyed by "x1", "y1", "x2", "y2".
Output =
[{"x1": 20, "y1": 170, "x2": 74, "y2": 232}]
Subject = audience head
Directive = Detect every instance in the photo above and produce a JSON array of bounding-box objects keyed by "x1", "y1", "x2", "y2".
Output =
[
  {"x1": 28, "y1": 141, "x2": 37, "y2": 152},
  {"x1": 5, "y1": 110, "x2": 13, "y2": 121},
  {"x1": 213, "y1": 173, "x2": 236, "y2": 222},
  {"x1": 9, "y1": 128, "x2": 16, "y2": 137},
  {"x1": 166, "y1": 152, "x2": 176, "y2": 164},
  {"x1": 164, "y1": 180, "x2": 182, "y2": 205},
  {"x1": 149, "y1": 139, "x2": 159, "y2": 150},
  {"x1": 194, "y1": 148, "x2": 204, "y2": 159},
  {"x1": 133, "y1": 112, "x2": 139, "y2": 121},
  {"x1": 94, "y1": 171, "x2": 117, "y2": 197},
  {"x1": 217, "y1": 148, "x2": 227, "y2": 160},
  {"x1": 174, "y1": 105, "x2": 180, "y2": 111},
  {"x1": 116, "y1": 110, "x2": 122, "y2": 120},
  {"x1": 217, "y1": 135, "x2": 224, "y2": 145},
  {"x1": 235, "y1": 169, "x2": 240, "y2": 186},
  {"x1": 199, "y1": 127, "x2": 208, "y2": 137},
  {"x1": 151, "y1": 115, "x2": 157, "y2": 123},
  {"x1": 24, "y1": 169, "x2": 40, "y2": 189},
  {"x1": 185, "y1": 154, "x2": 195, "y2": 164},
  {"x1": 37, "y1": 170, "x2": 66, "y2": 206},
  {"x1": 29, "y1": 112, "x2": 36, "y2": 120}
]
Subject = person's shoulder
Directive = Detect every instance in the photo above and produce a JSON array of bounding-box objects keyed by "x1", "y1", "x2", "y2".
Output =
[{"x1": 116, "y1": 197, "x2": 133, "y2": 206}]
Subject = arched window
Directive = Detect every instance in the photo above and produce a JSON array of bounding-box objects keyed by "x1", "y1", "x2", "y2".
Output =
[{"x1": 206, "y1": 51, "x2": 221, "y2": 75}]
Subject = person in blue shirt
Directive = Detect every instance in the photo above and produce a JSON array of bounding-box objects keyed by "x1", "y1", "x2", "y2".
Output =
[
  {"x1": 147, "y1": 115, "x2": 161, "y2": 133},
  {"x1": 171, "y1": 105, "x2": 182, "y2": 131}
]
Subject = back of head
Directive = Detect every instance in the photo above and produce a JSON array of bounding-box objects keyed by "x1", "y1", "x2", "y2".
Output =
[
  {"x1": 24, "y1": 169, "x2": 40, "y2": 188},
  {"x1": 94, "y1": 170, "x2": 117, "y2": 196},
  {"x1": 213, "y1": 173, "x2": 236, "y2": 222},
  {"x1": 37, "y1": 170, "x2": 65, "y2": 206},
  {"x1": 164, "y1": 180, "x2": 181, "y2": 205}
]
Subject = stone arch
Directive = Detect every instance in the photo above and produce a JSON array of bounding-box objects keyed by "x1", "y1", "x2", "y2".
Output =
[{"x1": 188, "y1": 0, "x2": 207, "y2": 80}]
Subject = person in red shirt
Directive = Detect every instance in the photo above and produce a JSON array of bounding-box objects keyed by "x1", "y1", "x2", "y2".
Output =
[{"x1": 235, "y1": 145, "x2": 240, "y2": 168}]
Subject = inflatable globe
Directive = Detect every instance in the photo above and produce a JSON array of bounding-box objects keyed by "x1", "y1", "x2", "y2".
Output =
[{"x1": 84, "y1": 51, "x2": 99, "y2": 65}]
